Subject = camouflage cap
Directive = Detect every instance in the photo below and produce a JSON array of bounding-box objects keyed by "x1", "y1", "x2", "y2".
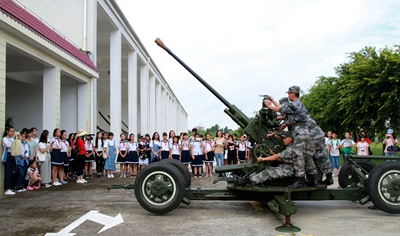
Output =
[
  {"x1": 278, "y1": 131, "x2": 292, "y2": 139},
  {"x1": 279, "y1": 97, "x2": 289, "y2": 105},
  {"x1": 286, "y1": 86, "x2": 300, "y2": 93}
]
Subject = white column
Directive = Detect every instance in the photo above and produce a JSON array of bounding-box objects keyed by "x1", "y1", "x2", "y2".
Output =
[
  {"x1": 172, "y1": 100, "x2": 175, "y2": 132},
  {"x1": 0, "y1": 39, "x2": 5, "y2": 192},
  {"x1": 91, "y1": 78, "x2": 97, "y2": 133},
  {"x1": 169, "y1": 96, "x2": 173, "y2": 131},
  {"x1": 140, "y1": 64, "x2": 148, "y2": 135},
  {"x1": 43, "y1": 67, "x2": 58, "y2": 131},
  {"x1": 110, "y1": 30, "x2": 121, "y2": 137},
  {"x1": 128, "y1": 50, "x2": 137, "y2": 135},
  {"x1": 149, "y1": 74, "x2": 156, "y2": 134},
  {"x1": 78, "y1": 82, "x2": 89, "y2": 131},
  {"x1": 161, "y1": 87, "x2": 167, "y2": 132},
  {"x1": 177, "y1": 106, "x2": 181, "y2": 133},
  {"x1": 155, "y1": 80, "x2": 162, "y2": 132}
]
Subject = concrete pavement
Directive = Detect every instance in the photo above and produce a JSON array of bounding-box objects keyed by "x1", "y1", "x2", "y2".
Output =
[{"x1": 0, "y1": 174, "x2": 399, "y2": 236}]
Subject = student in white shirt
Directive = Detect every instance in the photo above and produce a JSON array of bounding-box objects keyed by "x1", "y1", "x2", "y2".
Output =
[
  {"x1": 160, "y1": 132, "x2": 170, "y2": 160},
  {"x1": 203, "y1": 133, "x2": 215, "y2": 178},
  {"x1": 50, "y1": 128, "x2": 63, "y2": 186},
  {"x1": 94, "y1": 132, "x2": 105, "y2": 178},
  {"x1": 327, "y1": 131, "x2": 340, "y2": 176},
  {"x1": 357, "y1": 135, "x2": 369, "y2": 156},
  {"x1": 190, "y1": 133, "x2": 204, "y2": 178},
  {"x1": 3, "y1": 126, "x2": 15, "y2": 195},
  {"x1": 169, "y1": 136, "x2": 181, "y2": 160},
  {"x1": 117, "y1": 133, "x2": 128, "y2": 178},
  {"x1": 340, "y1": 132, "x2": 355, "y2": 164},
  {"x1": 59, "y1": 130, "x2": 71, "y2": 184},
  {"x1": 84, "y1": 135, "x2": 95, "y2": 178},
  {"x1": 150, "y1": 132, "x2": 161, "y2": 162},
  {"x1": 104, "y1": 132, "x2": 117, "y2": 178},
  {"x1": 180, "y1": 133, "x2": 191, "y2": 169},
  {"x1": 126, "y1": 133, "x2": 139, "y2": 177}
]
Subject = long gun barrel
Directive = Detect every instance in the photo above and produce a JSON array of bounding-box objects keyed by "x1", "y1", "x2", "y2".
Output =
[{"x1": 155, "y1": 38, "x2": 250, "y2": 128}]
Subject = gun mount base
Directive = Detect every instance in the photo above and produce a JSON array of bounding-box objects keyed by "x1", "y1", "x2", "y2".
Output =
[{"x1": 275, "y1": 217, "x2": 301, "y2": 233}]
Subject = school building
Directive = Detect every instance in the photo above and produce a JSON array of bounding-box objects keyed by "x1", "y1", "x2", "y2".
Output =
[{"x1": 0, "y1": 0, "x2": 188, "y2": 194}]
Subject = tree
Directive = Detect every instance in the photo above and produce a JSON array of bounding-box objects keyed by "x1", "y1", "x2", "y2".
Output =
[
  {"x1": 303, "y1": 45, "x2": 400, "y2": 139},
  {"x1": 302, "y1": 76, "x2": 343, "y2": 135},
  {"x1": 337, "y1": 46, "x2": 400, "y2": 137}
]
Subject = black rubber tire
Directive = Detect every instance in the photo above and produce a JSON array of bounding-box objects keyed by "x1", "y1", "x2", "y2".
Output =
[
  {"x1": 134, "y1": 163, "x2": 185, "y2": 214},
  {"x1": 338, "y1": 161, "x2": 376, "y2": 188},
  {"x1": 155, "y1": 159, "x2": 191, "y2": 187},
  {"x1": 367, "y1": 161, "x2": 400, "y2": 214}
]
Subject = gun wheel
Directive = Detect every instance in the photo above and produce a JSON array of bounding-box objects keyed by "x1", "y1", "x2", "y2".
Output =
[
  {"x1": 157, "y1": 158, "x2": 191, "y2": 187},
  {"x1": 367, "y1": 161, "x2": 400, "y2": 214},
  {"x1": 134, "y1": 163, "x2": 185, "y2": 214},
  {"x1": 338, "y1": 161, "x2": 376, "y2": 188}
]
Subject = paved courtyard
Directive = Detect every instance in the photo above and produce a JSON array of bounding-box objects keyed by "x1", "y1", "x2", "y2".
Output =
[{"x1": 0, "y1": 173, "x2": 399, "y2": 236}]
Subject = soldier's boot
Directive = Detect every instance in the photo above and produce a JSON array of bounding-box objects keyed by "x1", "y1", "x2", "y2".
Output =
[
  {"x1": 288, "y1": 177, "x2": 306, "y2": 188},
  {"x1": 306, "y1": 174, "x2": 319, "y2": 187},
  {"x1": 234, "y1": 176, "x2": 251, "y2": 187},
  {"x1": 320, "y1": 173, "x2": 333, "y2": 185}
]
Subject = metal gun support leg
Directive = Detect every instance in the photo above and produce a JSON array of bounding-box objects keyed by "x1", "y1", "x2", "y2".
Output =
[
  {"x1": 107, "y1": 184, "x2": 135, "y2": 191},
  {"x1": 275, "y1": 190, "x2": 301, "y2": 233}
]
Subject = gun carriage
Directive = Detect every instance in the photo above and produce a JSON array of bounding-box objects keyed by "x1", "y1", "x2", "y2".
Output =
[{"x1": 109, "y1": 39, "x2": 400, "y2": 233}]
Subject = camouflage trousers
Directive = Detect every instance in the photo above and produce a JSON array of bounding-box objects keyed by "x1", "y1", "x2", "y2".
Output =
[
  {"x1": 307, "y1": 126, "x2": 331, "y2": 175},
  {"x1": 308, "y1": 136, "x2": 331, "y2": 174},
  {"x1": 291, "y1": 128, "x2": 312, "y2": 178},
  {"x1": 250, "y1": 164, "x2": 294, "y2": 184}
]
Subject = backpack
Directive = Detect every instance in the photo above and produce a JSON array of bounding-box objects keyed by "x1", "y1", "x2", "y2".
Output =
[{"x1": 330, "y1": 139, "x2": 340, "y2": 154}]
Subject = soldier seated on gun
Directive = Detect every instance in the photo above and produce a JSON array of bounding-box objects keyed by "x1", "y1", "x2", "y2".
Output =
[{"x1": 234, "y1": 131, "x2": 298, "y2": 187}]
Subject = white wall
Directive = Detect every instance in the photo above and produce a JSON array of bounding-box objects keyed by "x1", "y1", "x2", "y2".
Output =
[
  {"x1": 17, "y1": 0, "x2": 86, "y2": 50},
  {"x1": 6, "y1": 79, "x2": 43, "y2": 131},
  {"x1": 60, "y1": 85, "x2": 78, "y2": 132}
]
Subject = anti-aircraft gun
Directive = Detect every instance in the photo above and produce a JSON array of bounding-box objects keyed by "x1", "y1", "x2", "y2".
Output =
[
  {"x1": 109, "y1": 38, "x2": 400, "y2": 233},
  {"x1": 155, "y1": 38, "x2": 284, "y2": 177}
]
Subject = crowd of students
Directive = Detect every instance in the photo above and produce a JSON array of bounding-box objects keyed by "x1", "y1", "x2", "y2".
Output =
[
  {"x1": 2, "y1": 126, "x2": 254, "y2": 196},
  {"x1": 115, "y1": 128, "x2": 252, "y2": 178},
  {"x1": 325, "y1": 129, "x2": 398, "y2": 176}
]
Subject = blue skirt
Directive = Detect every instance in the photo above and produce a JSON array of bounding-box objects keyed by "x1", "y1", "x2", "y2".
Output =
[
  {"x1": 61, "y1": 152, "x2": 69, "y2": 166},
  {"x1": 238, "y1": 151, "x2": 246, "y2": 162},
  {"x1": 172, "y1": 154, "x2": 180, "y2": 160},
  {"x1": 126, "y1": 151, "x2": 139, "y2": 164},
  {"x1": 51, "y1": 149, "x2": 63, "y2": 166},
  {"x1": 117, "y1": 150, "x2": 127, "y2": 163},
  {"x1": 204, "y1": 152, "x2": 214, "y2": 163},
  {"x1": 161, "y1": 151, "x2": 169, "y2": 160},
  {"x1": 85, "y1": 151, "x2": 95, "y2": 162},
  {"x1": 191, "y1": 154, "x2": 203, "y2": 167},
  {"x1": 181, "y1": 150, "x2": 191, "y2": 164}
]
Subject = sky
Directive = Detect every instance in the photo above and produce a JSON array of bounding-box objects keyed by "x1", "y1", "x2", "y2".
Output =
[{"x1": 116, "y1": 0, "x2": 400, "y2": 131}]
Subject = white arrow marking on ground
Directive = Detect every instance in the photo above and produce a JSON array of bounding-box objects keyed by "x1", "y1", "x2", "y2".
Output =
[{"x1": 45, "y1": 210, "x2": 124, "y2": 235}]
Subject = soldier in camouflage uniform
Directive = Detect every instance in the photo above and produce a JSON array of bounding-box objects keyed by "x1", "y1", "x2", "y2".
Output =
[
  {"x1": 234, "y1": 131, "x2": 295, "y2": 186},
  {"x1": 306, "y1": 117, "x2": 333, "y2": 185},
  {"x1": 264, "y1": 86, "x2": 311, "y2": 188},
  {"x1": 267, "y1": 89, "x2": 333, "y2": 186}
]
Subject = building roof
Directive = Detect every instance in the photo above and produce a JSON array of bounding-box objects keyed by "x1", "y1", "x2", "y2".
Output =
[{"x1": 0, "y1": 0, "x2": 98, "y2": 72}]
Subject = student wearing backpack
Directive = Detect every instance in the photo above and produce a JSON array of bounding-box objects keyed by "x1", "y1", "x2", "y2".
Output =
[
  {"x1": 327, "y1": 131, "x2": 340, "y2": 176},
  {"x1": 340, "y1": 131, "x2": 355, "y2": 164}
]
